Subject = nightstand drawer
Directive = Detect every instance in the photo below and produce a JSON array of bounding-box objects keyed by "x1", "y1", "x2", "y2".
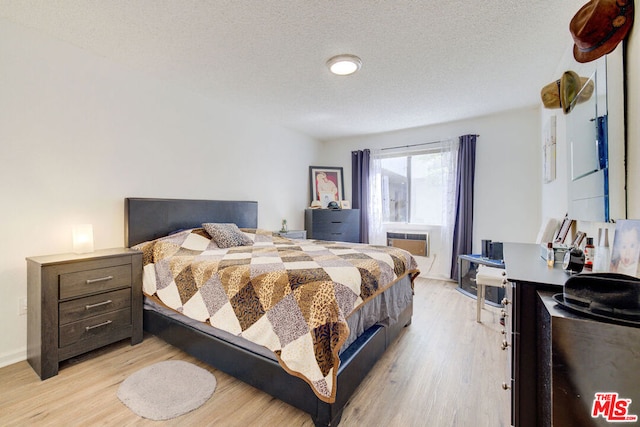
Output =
[
  {"x1": 59, "y1": 288, "x2": 131, "y2": 325},
  {"x1": 60, "y1": 264, "x2": 131, "y2": 299},
  {"x1": 59, "y1": 308, "x2": 132, "y2": 348},
  {"x1": 277, "y1": 230, "x2": 307, "y2": 239}
]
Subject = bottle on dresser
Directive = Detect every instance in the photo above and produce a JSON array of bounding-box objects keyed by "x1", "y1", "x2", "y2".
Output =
[
  {"x1": 546, "y1": 242, "x2": 555, "y2": 268},
  {"x1": 583, "y1": 237, "x2": 595, "y2": 271},
  {"x1": 593, "y1": 228, "x2": 611, "y2": 273}
]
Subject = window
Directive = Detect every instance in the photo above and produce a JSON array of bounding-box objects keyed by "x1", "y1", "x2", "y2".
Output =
[{"x1": 380, "y1": 149, "x2": 452, "y2": 225}]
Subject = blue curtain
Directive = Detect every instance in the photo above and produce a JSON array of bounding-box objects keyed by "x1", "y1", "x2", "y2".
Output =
[
  {"x1": 450, "y1": 135, "x2": 477, "y2": 280},
  {"x1": 351, "y1": 149, "x2": 370, "y2": 243}
]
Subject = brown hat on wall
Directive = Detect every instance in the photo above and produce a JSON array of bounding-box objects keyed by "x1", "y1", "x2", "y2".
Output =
[
  {"x1": 570, "y1": 0, "x2": 635, "y2": 63},
  {"x1": 540, "y1": 71, "x2": 595, "y2": 113}
]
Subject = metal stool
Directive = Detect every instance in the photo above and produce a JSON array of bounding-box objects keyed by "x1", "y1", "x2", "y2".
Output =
[{"x1": 475, "y1": 265, "x2": 508, "y2": 322}]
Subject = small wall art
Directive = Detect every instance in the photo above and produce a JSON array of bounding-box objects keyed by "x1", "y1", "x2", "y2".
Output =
[
  {"x1": 309, "y1": 166, "x2": 344, "y2": 208},
  {"x1": 544, "y1": 115, "x2": 557, "y2": 183}
]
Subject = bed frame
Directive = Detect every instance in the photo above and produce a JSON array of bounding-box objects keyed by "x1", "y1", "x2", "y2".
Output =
[{"x1": 124, "y1": 197, "x2": 413, "y2": 426}]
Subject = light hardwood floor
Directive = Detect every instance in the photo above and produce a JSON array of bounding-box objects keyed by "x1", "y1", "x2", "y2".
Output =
[{"x1": 0, "y1": 278, "x2": 510, "y2": 426}]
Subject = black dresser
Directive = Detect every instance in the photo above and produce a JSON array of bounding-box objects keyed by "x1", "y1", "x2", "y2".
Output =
[{"x1": 304, "y1": 209, "x2": 360, "y2": 243}]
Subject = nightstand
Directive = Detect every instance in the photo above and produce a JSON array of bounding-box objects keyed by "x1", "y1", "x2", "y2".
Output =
[
  {"x1": 277, "y1": 230, "x2": 307, "y2": 239},
  {"x1": 26, "y1": 248, "x2": 142, "y2": 379}
]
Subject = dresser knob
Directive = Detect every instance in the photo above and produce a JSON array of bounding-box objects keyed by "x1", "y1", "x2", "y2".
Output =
[
  {"x1": 501, "y1": 298, "x2": 511, "y2": 305},
  {"x1": 502, "y1": 382, "x2": 511, "y2": 390}
]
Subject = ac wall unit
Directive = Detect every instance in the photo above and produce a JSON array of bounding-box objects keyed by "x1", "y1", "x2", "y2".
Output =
[{"x1": 386, "y1": 232, "x2": 429, "y2": 257}]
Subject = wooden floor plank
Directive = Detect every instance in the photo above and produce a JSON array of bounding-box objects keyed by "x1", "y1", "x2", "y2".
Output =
[{"x1": 0, "y1": 278, "x2": 510, "y2": 426}]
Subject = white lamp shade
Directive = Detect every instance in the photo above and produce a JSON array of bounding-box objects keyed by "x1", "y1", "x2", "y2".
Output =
[{"x1": 72, "y1": 224, "x2": 94, "y2": 254}]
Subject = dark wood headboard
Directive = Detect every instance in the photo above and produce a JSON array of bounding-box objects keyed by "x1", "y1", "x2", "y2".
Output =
[{"x1": 125, "y1": 198, "x2": 258, "y2": 247}]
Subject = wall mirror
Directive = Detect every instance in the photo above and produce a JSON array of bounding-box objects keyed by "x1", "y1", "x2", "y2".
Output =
[{"x1": 566, "y1": 47, "x2": 625, "y2": 222}]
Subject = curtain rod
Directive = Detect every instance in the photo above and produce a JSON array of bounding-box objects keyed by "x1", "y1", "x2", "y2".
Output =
[{"x1": 380, "y1": 134, "x2": 479, "y2": 151}]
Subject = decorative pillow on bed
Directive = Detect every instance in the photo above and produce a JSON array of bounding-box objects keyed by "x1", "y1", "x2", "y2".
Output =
[{"x1": 202, "y1": 223, "x2": 253, "y2": 248}]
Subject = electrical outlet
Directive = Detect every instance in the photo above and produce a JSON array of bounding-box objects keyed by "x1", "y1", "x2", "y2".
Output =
[{"x1": 19, "y1": 298, "x2": 27, "y2": 315}]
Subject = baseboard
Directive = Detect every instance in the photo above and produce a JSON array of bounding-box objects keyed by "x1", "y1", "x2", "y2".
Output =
[{"x1": 0, "y1": 347, "x2": 26, "y2": 369}]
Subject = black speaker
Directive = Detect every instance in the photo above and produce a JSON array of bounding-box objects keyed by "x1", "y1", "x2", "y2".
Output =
[
  {"x1": 489, "y1": 242, "x2": 503, "y2": 260},
  {"x1": 482, "y1": 239, "x2": 492, "y2": 258}
]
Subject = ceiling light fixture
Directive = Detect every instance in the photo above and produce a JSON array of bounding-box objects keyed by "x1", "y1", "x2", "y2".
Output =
[{"x1": 327, "y1": 54, "x2": 362, "y2": 76}]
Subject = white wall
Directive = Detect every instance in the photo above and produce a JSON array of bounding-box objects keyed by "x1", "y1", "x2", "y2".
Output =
[
  {"x1": 319, "y1": 107, "x2": 542, "y2": 278},
  {"x1": 540, "y1": 7, "x2": 638, "y2": 243},
  {"x1": 540, "y1": 42, "x2": 625, "y2": 231},
  {"x1": 0, "y1": 19, "x2": 321, "y2": 366}
]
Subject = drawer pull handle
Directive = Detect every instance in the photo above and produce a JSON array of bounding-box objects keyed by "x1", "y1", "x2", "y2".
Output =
[
  {"x1": 85, "y1": 300, "x2": 112, "y2": 310},
  {"x1": 331, "y1": 221, "x2": 343, "y2": 224},
  {"x1": 85, "y1": 320, "x2": 112, "y2": 331},
  {"x1": 86, "y1": 275, "x2": 114, "y2": 284}
]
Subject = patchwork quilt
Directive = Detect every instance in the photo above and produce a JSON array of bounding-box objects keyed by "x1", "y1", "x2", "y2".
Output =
[{"x1": 134, "y1": 228, "x2": 419, "y2": 403}]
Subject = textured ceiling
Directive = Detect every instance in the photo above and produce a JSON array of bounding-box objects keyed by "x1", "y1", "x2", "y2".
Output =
[{"x1": 0, "y1": 0, "x2": 587, "y2": 141}]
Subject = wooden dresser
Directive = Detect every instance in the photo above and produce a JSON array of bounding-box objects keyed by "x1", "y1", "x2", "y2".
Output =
[
  {"x1": 305, "y1": 208, "x2": 360, "y2": 243},
  {"x1": 26, "y1": 248, "x2": 142, "y2": 379}
]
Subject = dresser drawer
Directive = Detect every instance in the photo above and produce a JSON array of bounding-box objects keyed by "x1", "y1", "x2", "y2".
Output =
[
  {"x1": 312, "y1": 231, "x2": 357, "y2": 242},
  {"x1": 309, "y1": 209, "x2": 356, "y2": 224},
  {"x1": 59, "y1": 308, "x2": 132, "y2": 348},
  {"x1": 59, "y1": 264, "x2": 131, "y2": 299},
  {"x1": 59, "y1": 288, "x2": 131, "y2": 325},
  {"x1": 311, "y1": 220, "x2": 353, "y2": 233}
]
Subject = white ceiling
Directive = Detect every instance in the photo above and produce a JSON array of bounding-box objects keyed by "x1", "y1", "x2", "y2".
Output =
[{"x1": 0, "y1": 0, "x2": 587, "y2": 141}]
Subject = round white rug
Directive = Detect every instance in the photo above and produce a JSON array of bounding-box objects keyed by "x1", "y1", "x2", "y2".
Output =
[{"x1": 117, "y1": 360, "x2": 216, "y2": 420}]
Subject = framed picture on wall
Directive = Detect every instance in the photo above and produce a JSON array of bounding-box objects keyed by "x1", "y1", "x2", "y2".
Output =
[{"x1": 309, "y1": 166, "x2": 344, "y2": 205}]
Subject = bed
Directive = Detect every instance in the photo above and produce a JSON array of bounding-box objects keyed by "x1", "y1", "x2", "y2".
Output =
[{"x1": 124, "y1": 197, "x2": 419, "y2": 426}]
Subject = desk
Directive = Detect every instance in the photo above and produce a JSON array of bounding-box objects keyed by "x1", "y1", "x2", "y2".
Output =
[{"x1": 457, "y1": 254, "x2": 505, "y2": 307}]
